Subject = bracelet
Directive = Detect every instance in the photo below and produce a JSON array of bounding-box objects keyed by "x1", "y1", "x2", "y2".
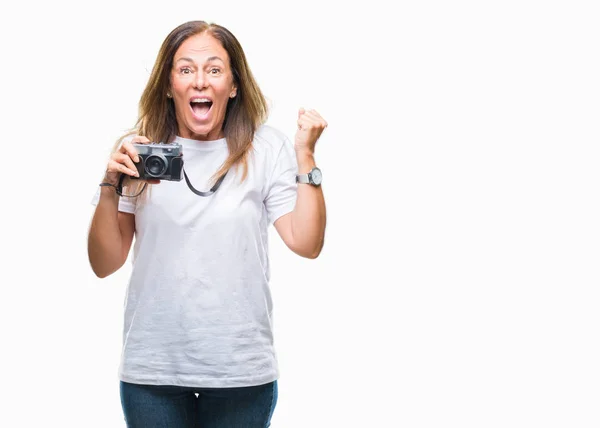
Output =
[
  {"x1": 99, "y1": 178, "x2": 146, "y2": 198},
  {"x1": 100, "y1": 183, "x2": 119, "y2": 193},
  {"x1": 99, "y1": 182, "x2": 122, "y2": 196},
  {"x1": 99, "y1": 182, "x2": 118, "y2": 189}
]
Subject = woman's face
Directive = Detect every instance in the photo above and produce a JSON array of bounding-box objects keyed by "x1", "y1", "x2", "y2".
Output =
[{"x1": 170, "y1": 32, "x2": 237, "y2": 141}]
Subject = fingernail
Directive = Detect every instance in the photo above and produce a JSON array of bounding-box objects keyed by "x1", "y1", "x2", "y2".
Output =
[{"x1": 135, "y1": 156, "x2": 140, "y2": 163}]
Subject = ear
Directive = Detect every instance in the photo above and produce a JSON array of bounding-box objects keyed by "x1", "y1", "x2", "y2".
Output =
[
  {"x1": 230, "y1": 86, "x2": 237, "y2": 98},
  {"x1": 167, "y1": 81, "x2": 173, "y2": 98}
]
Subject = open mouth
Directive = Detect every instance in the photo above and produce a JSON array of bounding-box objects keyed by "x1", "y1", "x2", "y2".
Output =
[{"x1": 190, "y1": 98, "x2": 213, "y2": 117}]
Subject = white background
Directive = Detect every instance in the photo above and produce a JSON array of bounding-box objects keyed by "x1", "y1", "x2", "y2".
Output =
[{"x1": 1, "y1": 0, "x2": 599, "y2": 427}]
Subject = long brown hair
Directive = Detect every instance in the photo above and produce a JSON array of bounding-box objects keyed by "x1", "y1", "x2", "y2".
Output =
[{"x1": 113, "y1": 21, "x2": 268, "y2": 196}]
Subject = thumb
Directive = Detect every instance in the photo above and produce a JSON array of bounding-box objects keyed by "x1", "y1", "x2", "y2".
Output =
[{"x1": 297, "y1": 107, "x2": 305, "y2": 119}]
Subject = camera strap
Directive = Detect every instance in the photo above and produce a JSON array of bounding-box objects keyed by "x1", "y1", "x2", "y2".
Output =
[
  {"x1": 183, "y1": 168, "x2": 228, "y2": 197},
  {"x1": 100, "y1": 169, "x2": 227, "y2": 198},
  {"x1": 99, "y1": 173, "x2": 147, "y2": 197}
]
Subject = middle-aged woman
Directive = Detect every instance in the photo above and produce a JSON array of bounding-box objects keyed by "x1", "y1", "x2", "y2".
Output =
[{"x1": 88, "y1": 20, "x2": 327, "y2": 428}]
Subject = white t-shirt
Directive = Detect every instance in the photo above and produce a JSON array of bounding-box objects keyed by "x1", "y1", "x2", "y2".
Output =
[{"x1": 91, "y1": 125, "x2": 298, "y2": 388}]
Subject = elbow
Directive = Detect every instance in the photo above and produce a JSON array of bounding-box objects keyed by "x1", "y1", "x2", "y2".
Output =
[
  {"x1": 95, "y1": 269, "x2": 112, "y2": 279},
  {"x1": 90, "y1": 263, "x2": 114, "y2": 279},
  {"x1": 305, "y1": 251, "x2": 320, "y2": 260},
  {"x1": 306, "y1": 245, "x2": 323, "y2": 259},
  {"x1": 88, "y1": 244, "x2": 125, "y2": 279},
  {"x1": 88, "y1": 254, "x2": 122, "y2": 279},
  {"x1": 290, "y1": 244, "x2": 321, "y2": 259},
  {"x1": 300, "y1": 240, "x2": 324, "y2": 259}
]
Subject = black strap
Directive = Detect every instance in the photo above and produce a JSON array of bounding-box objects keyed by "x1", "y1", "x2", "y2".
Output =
[
  {"x1": 99, "y1": 174, "x2": 147, "y2": 198},
  {"x1": 100, "y1": 169, "x2": 227, "y2": 198},
  {"x1": 183, "y1": 168, "x2": 227, "y2": 196}
]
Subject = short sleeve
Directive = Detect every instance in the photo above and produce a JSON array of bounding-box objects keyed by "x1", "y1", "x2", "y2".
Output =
[
  {"x1": 264, "y1": 137, "x2": 297, "y2": 225},
  {"x1": 90, "y1": 187, "x2": 137, "y2": 214}
]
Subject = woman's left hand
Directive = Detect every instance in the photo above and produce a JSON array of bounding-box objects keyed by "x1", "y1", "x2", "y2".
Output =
[{"x1": 295, "y1": 108, "x2": 328, "y2": 156}]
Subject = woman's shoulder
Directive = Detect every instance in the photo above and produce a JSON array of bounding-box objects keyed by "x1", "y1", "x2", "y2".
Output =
[{"x1": 253, "y1": 124, "x2": 292, "y2": 154}]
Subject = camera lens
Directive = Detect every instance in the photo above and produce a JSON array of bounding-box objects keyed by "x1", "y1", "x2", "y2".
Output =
[{"x1": 145, "y1": 155, "x2": 167, "y2": 177}]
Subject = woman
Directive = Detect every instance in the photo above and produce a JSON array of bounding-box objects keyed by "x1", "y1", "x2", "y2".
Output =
[{"x1": 88, "y1": 20, "x2": 327, "y2": 428}]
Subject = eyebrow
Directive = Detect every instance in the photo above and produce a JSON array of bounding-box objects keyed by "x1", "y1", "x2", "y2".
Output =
[
  {"x1": 174, "y1": 56, "x2": 225, "y2": 65},
  {"x1": 206, "y1": 56, "x2": 225, "y2": 64}
]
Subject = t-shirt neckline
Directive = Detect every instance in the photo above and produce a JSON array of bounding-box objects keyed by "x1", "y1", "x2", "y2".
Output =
[{"x1": 174, "y1": 135, "x2": 227, "y2": 151}]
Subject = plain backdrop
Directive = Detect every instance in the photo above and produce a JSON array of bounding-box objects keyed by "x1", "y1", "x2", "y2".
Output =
[{"x1": 1, "y1": 0, "x2": 599, "y2": 427}]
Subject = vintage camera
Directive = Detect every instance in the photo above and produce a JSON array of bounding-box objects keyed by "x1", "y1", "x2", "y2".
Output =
[{"x1": 132, "y1": 143, "x2": 184, "y2": 181}]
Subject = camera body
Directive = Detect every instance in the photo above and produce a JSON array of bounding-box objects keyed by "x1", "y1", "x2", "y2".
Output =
[{"x1": 132, "y1": 143, "x2": 184, "y2": 181}]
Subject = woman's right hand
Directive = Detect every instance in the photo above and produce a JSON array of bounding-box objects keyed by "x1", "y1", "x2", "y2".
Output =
[{"x1": 103, "y1": 136, "x2": 160, "y2": 185}]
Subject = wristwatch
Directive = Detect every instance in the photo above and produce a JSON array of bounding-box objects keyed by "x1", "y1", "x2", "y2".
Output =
[{"x1": 296, "y1": 167, "x2": 322, "y2": 186}]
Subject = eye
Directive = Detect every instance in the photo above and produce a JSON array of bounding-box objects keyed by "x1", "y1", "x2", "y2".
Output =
[
  {"x1": 180, "y1": 67, "x2": 193, "y2": 75},
  {"x1": 209, "y1": 68, "x2": 221, "y2": 75}
]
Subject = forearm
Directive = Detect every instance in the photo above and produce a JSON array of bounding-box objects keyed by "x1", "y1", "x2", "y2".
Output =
[
  {"x1": 87, "y1": 187, "x2": 128, "y2": 278},
  {"x1": 290, "y1": 152, "x2": 326, "y2": 258}
]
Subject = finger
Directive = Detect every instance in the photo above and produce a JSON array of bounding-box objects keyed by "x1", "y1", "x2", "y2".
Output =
[
  {"x1": 303, "y1": 109, "x2": 326, "y2": 124},
  {"x1": 298, "y1": 116, "x2": 326, "y2": 131},
  {"x1": 108, "y1": 159, "x2": 138, "y2": 177},
  {"x1": 304, "y1": 109, "x2": 326, "y2": 126},
  {"x1": 115, "y1": 152, "x2": 138, "y2": 174},
  {"x1": 120, "y1": 140, "x2": 140, "y2": 163},
  {"x1": 298, "y1": 107, "x2": 306, "y2": 120},
  {"x1": 297, "y1": 113, "x2": 316, "y2": 130},
  {"x1": 297, "y1": 118, "x2": 305, "y2": 130}
]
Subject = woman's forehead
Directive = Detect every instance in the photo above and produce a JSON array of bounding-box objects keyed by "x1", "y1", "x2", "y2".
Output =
[{"x1": 174, "y1": 33, "x2": 229, "y2": 63}]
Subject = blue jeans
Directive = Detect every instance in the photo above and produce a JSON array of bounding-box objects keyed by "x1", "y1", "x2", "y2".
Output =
[{"x1": 120, "y1": 380, "x2": 277, "y2": 428}]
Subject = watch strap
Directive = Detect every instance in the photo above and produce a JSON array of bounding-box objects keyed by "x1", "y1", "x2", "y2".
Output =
[{"x1": 296, "y1": 173, "x2": 310, "y2": 184}]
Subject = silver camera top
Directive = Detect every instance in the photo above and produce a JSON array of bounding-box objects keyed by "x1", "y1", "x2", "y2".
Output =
[{"x1": 133, "y1": 142, "x2": 182, "y2": 156}]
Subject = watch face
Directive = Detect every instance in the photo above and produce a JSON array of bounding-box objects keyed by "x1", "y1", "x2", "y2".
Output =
[{"x1": 310, "y1": 168, "x2": 322, "y2": 185}]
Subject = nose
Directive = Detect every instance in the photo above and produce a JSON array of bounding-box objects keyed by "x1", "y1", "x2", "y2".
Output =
[{"x1": 194, "y1": 72, "x2": 207, "y2": 90}]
